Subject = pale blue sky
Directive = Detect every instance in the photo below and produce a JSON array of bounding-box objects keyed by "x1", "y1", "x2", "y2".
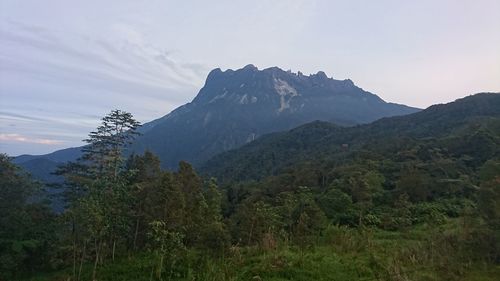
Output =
[{"x1": 1, "y1": 0, "x2": 499, "y2": 155}]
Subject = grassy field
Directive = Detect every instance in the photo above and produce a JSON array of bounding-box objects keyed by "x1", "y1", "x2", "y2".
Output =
[{"x1": 24, "y1": 222, "x2": 500, "y2": 281}]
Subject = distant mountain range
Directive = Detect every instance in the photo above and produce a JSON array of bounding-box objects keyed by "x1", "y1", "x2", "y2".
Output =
[
  {"x1": 201, "y1": 93, "x2": 500, "y2": 182},
  {"x1": 14, "y1": 65, "x2": 419, "y2": 181}
]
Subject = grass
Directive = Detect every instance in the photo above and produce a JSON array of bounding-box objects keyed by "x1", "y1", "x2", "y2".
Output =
[{"x1": 24, "y1": 223, "x2": 499, "y2": 281}]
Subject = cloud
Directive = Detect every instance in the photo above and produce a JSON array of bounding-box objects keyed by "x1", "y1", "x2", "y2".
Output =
[
  {"x1": 0, "y1": 19, "x2": 210, "y2": 155},
  {"x1": 0, "y1": 111, "x2": 49, "y2": 122},
  {"x1": 0, "y1": 133, "x2": 64, "y2": 145},
  {"x1": 0, "y1": 21, "x2": 208, "y2": 90}
]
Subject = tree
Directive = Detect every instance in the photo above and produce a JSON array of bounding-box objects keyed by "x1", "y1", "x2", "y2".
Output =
[
  {"x1": 126, "y1": 151, "x2": 162, "y2": 250},
  {"x1": 231, "y1": 199, "x2": 280, "y2": 246},
  {"x1": 291, "y1": 189, "x2": 327, "y2": 248},
  {"x1": 82, "y1": 109, "x2": 140, "y2": 179},
  {"x1": 204, "y1": 178, "x2": 223, "y2": 222},
  {"x1": 200, "y1": 178, "x2": 229, "y2": 253},
  {"x1": 317, "y1": 188, "x2": 354, "y2": 225},
  {"x1": 175, "y1": 161, "x2": 207, "y2": 245},
  {"x1": 147, "y1": 221, "x2": 185, "y2": 280},
  {"x1": 126, "y1": 151, "x2": 161, "y2": 183},
  {"x1": 396, "y1": 167, "x2": 431, "y2": 202},
  {"x1": 477, "y1": 160, "x2": 500, "y2": 262},
  {"x1": 0, "y1": 154, "x2": 55, "y2": 279},
  {"x1": 392, "y1": 193, "x2": 412, "y2": 230},
  {"x1": 60, "y1": 110, "x2": 141, "y2": 280}
]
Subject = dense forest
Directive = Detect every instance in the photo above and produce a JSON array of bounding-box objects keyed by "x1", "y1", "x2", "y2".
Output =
[{"x1": 1, "y1": 94, "x2": 500, "y2": 280}]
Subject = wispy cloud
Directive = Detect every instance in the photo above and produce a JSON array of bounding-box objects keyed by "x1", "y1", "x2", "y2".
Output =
[
  {"x1": 0, "y1": 21, "x2": 208, "y2": 91},
  {"x1": 0, "y1": 133, "x2": 64, "y2": 145},
  {"x1": 0, "y1": 18, "x2": 209, "y2": 155},
  {"x1": 0, "y1": 111, "x2": 49, "y2": 122}
]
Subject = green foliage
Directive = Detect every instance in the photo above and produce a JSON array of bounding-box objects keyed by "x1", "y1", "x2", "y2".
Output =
[
  {"x1": 0, "y1": 154, "x2": 56, "y2": 279},
  {"x1": 477, "y1": 159, "x2": 500, "y2": 262},
  {"x1": 290, "y1": 189, "x2": 328, "y2": 247},
  {"x1": 82, "y1": 109, "x2": 141, "y2": 178},
  {"x1": 9, "y1": 95, "x2": 500, "y2": 279},
  {"x1": 231, "y1": 199, "x2": 281, "y2": 246},
  {"x1": 23, "y1": 224, "x2": 500, "y2": 281},
  {"x1": 148, "y1": 220, "x2": 186, "y2": 280}
]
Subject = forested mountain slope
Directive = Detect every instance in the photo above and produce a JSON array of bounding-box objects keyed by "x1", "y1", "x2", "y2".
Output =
[{"x1": 202, "y1": 93, "x2": 500, "y2": 182}]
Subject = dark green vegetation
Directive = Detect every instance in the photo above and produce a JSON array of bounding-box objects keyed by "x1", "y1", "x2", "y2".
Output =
[
  {"x1": 1, "y1": 93, "x2": 499, "y2": 280},
  {"x1": 0, "y1": 154, "x2": 57, "y2": 277},
  {"x1": 203, "y1": 93, "x2": 500, "y2": 182}
]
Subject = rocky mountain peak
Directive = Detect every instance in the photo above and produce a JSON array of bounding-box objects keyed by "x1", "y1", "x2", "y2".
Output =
[
  {"x1": 195, "y1": 65, "x2": 357, "y2": 107},
  {"x1": 242, "y1": 64, "x2": 258, "y2": 71}
]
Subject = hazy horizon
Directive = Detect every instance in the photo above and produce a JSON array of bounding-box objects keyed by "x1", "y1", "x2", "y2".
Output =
[{"x1": 1, "y1": 0, "x2": 499, "y2": 156}]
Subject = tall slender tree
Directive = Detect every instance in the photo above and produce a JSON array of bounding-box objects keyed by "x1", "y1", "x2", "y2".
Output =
[
  {"x1": 60, "y1": 110, "x2": 141, "y2": 280},
  {"x1": 82, "y1": 109, "x2": 140, "y2": 179}
]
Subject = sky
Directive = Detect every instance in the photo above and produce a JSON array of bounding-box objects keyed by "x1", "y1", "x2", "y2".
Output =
[{"x1": 1, "y1": 0, "x2": 499, "y2": 156}]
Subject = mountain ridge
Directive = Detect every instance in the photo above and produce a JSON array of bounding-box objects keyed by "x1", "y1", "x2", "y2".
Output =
[
  {"x1": 14, "y1": 65, "x2": 420, "y2": 179},
  {"x1": 131, "y1": 65, "x2": 419, "y2": 168}
]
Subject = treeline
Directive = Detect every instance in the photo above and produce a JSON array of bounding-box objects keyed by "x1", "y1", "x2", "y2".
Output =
[{"x1": 1, "y1": 109, "x2": 499, "y2": 280}]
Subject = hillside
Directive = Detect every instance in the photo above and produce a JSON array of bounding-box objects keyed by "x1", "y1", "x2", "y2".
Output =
[
  {"x1": 5, "y1": 93, "x2": 500, "y2": 281},
  {"x1": 201, "y1": 93, "x2": 500, "y2": 182}
]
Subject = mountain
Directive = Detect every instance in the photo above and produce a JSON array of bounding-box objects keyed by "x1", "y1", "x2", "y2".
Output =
[
  {"x1": 201, "y1": 93, "x2": 500, "y2": 182},
  {"x1": 13, "y1": 147, "x2": 83, "y2": 211},
  {"x1": 14, "y1": 146, "x2": 82, "y2": 166},
  {"x1": 131, "y1": 65, "x2": 419, "y2": 168},
  {"x1": 15, "y1": 65, "x2": 419, "y2": 178},
  {"x1": 13, "y1": 147, "x2": 82, "y2": 181}
]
